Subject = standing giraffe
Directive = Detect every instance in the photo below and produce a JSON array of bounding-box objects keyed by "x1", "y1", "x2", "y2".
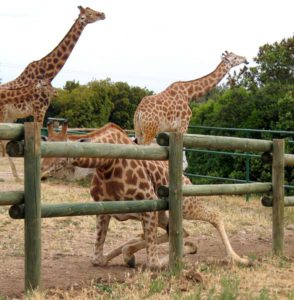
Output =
[
  {"x1": 0, "y1": 6, "x2": 105, "y2": 90},
  {"x1": 134, "y1": 51, "x2": 248, "y2": 145},
  {"x1": 0, "y1": 6, "x2": 105, "y2": 180},
  {"x1": 0, "y1": 80, "x2": 56, "y2": 181},
  {"x1": 41, "y1": 122, "x2": 250, "y2": 268}
]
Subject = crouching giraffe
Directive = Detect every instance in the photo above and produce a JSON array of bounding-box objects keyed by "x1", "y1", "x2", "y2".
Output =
[{"x1": 41, "y1": 122, "x2": 251, "y2": 268}]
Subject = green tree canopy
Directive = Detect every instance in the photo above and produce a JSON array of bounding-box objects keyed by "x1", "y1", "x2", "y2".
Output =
[{"x1": 46, "y1": 78, "x2": 153, "y2": 129}]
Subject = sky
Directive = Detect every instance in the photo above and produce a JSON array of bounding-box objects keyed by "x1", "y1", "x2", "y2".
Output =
[{"x1": 1, "y1": 0, "x2": 293, "y2": 93}]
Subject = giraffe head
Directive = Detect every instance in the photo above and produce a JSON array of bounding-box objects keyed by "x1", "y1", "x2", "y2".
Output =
[
  {"x1": 77, "y1": 6, "x2": 106, "y2": 24},
  {"x1": 221, "y1": 51, "x2": 249, "y2": 68},
  {"x1": 41, "y1": 120, "x2": 72, "y2": 179}
]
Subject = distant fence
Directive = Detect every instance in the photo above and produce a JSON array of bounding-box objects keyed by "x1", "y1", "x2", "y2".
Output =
[
  {"x1": 0, "y1": 122, "x2": 294, "y2": 294},
  {"x1": 186, "y1": 125, "x2": 294, "y2": 194}
]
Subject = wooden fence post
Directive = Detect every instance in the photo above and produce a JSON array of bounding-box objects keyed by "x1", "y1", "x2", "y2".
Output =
[
  {"x1": 272, "y1": 139, "x2": 285, "y2": 256},
  {"x1": 24, "y1": 122, "x2": 41, "y2": 292},
  {"x1": 168, "y1": 132, "x2": 183, "y2": 275}
]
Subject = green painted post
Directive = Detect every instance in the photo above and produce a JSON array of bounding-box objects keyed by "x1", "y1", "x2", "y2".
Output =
[
  {"x1": 272, "y1": 139, "x2": 285, "y2": 256},
  {"x1": 168, "y1": 132, "x2": 183, "y2": 275},
  {"x1": 24, "y1": 123, "x2": 41, "y2": 292}
]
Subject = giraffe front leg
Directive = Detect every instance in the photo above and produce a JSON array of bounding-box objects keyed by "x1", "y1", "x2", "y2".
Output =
[
  {"x1": 92, "y1": 214, "x2": 111, "y2": 266},
  {"x1": 141, "y1": 212, "x2": 165, "y2": 270}
]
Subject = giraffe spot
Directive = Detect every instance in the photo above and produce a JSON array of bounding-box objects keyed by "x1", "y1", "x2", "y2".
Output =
[
  {"x1": 113, "y1": 167, "x2": 123, "y2": 178},
  {"x1": 135, "y1": 192, "x2": 145, "y2": 200},
  {"x1": 65, "y1": 38, "x2": 71, "y2": 46},
  {"x1": 90, "y1": 181, "x2": 103, "y2": 200},
  {"x1": 169, "y1": 90, "x2": 177, "y2": 96},
  {"x1": 126, "y1": 169, "x2": 137, "y2": 185},
  {"x1": 62, "y1": 53, "x2": 69, "y2": 61},
  {"x1": 137, "y1": 168, "x2": 145, "y2": 179},
  {"x1": 188, "y1": 86, "x2": 194, "y2": 94},
  {"x1": 139, "y1": 182, "x2": 150, "y2": 190},
  {"x1": 103, "y1": 168, "x2": 113, "y2": 180},
  {"x1": 105, "y1": 181, "x2": 124, "y2": 198},
  {"x1": 47, "y1": 64, "x2": 54, "y2": 70},
  {"x1": 126, "y1": 188, "x2": 137, "y2": 195},
  {"x1": 130, "y1": 160, "x2": 137, "y2": 169},
  {"x1": 149, "y1": 163, "x2": 156, "y2": 172}
]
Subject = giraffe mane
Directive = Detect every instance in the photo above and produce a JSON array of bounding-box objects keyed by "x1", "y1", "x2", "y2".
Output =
[
  {"x1": 167, "y1": 60, "x2": 224, "y2": 90},
  {"x1": 47, "y1": 122, "x2": 132, "y2": 144}
]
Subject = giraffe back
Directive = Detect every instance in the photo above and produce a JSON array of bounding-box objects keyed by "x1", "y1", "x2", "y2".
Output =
[{"x1": 0, "y1": 80, "x2": 56, "y2": 123}]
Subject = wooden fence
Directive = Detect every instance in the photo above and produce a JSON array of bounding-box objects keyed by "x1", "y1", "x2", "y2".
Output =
[{"x1": 0, "y1": 122, "x2": 293, "y2": 294}]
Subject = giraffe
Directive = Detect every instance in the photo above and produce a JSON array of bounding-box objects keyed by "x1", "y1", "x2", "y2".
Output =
[
  {"x1": 0, "y1": 6, "x2": 105, "y2": 180},
  {"x1": 134, "y1": 51, "x2": 249, "y2": 145},
  {"x1": 0, "y1": 80, "x2": 56, "y2": 181},
  {"x1": 0, "y1": 6, "x2": 105, "y2": 90},
  {"x1": 41, "y1": 122, "x2": 251, "y2": 268}
]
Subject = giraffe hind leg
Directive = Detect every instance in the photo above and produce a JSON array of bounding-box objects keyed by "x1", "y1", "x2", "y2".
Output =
[
  {"x1": 8, "y1": 156, "x2": 21, "y2": 182},
  {"x1": 183, "y1": 198, "x2": 252, "y2": 266},
  {"x1": 120, "y1": 228, "x2": 197, "y2": 268}
]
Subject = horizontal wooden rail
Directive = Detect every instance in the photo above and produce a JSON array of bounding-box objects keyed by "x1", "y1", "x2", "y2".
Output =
[
  {"x1": 157, "y1": 133, "x2": 273, "y2": 153},
  {"x1": 261, "y1": 195, "x2": 294, "y2": 207},
  {"x1": 284, "y1": 154, "x2": 294, "y2": 167},
  {"x1": 9, "y1": 199, "x2": 169, "y2": 219},
  {"x1": 7, "y1": 141, "x2": 169, "y2": 160},
  {"x1": 0, "y1": 191, "x2": 24, "y2": 206},
  {"x1": 0, "y1": 123, "x2": 24, "y2": 140},
  {"x1": 158, "y1": 182, "x2": 272, "y2": 197}
]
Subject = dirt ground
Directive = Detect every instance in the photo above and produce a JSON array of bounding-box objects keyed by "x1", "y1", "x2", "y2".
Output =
[{"x1": 0, "y1": 158, "x2": 293, "y2": 299}]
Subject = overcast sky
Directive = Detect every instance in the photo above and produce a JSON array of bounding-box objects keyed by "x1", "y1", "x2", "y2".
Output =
[{"x1": 1, "y1": 0, "x2": 293, "y2": 92}]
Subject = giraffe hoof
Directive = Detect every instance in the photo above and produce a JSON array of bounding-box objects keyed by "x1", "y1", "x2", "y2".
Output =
[
  {"x1": 184, "y1": 240, "x2": 198, "y2": 255},
  {"x1": 126, "y1": 255, "x2": 136, "y2": 268}
]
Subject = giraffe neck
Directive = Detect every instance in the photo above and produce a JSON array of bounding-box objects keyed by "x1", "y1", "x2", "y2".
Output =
[
  {"x1": 1, "y1": 18, "x2": 87, "y2": 89},
  {"x1": 167, "y1": 61, "x2": 230, "y2": 100},
  {"x1": 72, "y1": 126, "x2": 132, "y2": 168}
]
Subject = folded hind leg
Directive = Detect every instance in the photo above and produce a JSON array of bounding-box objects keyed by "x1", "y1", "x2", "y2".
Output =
[{"x1": 121, "y1": 228, "x2": 197, "y2": 267}]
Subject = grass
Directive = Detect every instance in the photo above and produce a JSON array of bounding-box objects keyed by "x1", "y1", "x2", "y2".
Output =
[{"x1": 0, "y1": 157, "x2": 293, "y2": 300}]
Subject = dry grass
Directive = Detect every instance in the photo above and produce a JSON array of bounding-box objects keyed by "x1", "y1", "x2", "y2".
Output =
[{"x1": 0, "y1": 157, "x2": 294, "y2": 300}]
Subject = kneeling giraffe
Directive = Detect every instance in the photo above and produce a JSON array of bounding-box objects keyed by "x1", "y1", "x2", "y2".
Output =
[{"x1": 41, "y1": 122, "x2": 251, "y2": 269}]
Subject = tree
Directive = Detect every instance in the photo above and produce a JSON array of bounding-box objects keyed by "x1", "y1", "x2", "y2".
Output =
[
  {"x1": 47, "y1": 78, "x2": 153, "y2": 129},
  {"x1": 109, "y1": 82, "x2": 153, "y2": 129}
]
